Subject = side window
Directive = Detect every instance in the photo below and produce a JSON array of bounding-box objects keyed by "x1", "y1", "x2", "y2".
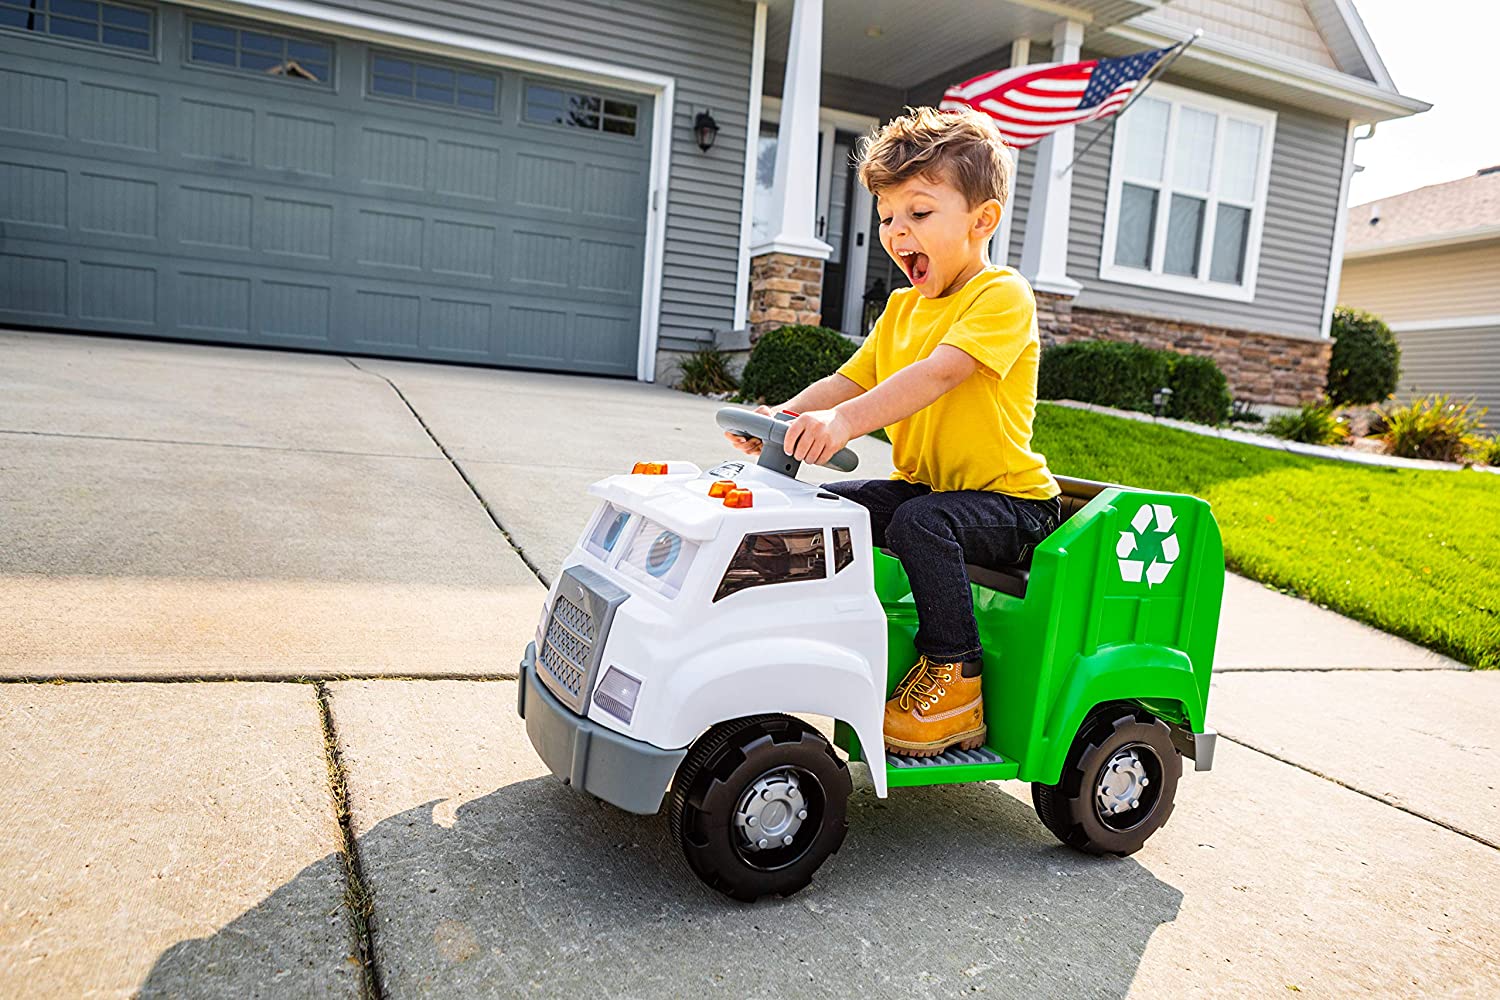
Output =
[
  {"x1": 833, "y1": 527, "x2": 853, "y2": 574},
  {"x1": 714, "y1": 530, "x2": 826, "y2": 602}
]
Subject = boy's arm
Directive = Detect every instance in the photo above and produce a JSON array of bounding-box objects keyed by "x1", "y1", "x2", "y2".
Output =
[
  {"x1": 782, "y1": 346, "x2": 977, "y2": 464},
  {"x1": 723, "y1": 373, "x2": 865, "y2": 456},
  {"x1": 783, "y1": 372, "x2": 866, "y2": 413}
]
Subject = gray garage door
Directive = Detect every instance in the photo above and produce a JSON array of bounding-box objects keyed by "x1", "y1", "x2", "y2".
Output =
[{"x1": 0, "y1": 1, "x2": 652, "y2": 375}]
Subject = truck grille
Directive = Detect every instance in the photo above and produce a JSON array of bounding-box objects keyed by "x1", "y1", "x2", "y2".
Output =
[
  {"x1": 532, "y1": 565, "x2": 629, "y2": 715},
  {"x1": 539, "y1": 595, "x2": 593, "y2": 699}
]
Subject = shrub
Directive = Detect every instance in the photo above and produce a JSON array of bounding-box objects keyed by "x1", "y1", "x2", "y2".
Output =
[
  {"x1": 1378, "y1": 394, "x2": 1489, "y2": 463},
  {"x1": 1483, "y1": 436, "x2": 1500, "y2": 467},
  {"x1": 1166, "y1": 354, "x2": 1232, "y2": 425},
  {"x1": 738, "y1": 325, "x2": 856, "y2": 405},
  {"x1": 1038, "y1": 341, "x2": 1172, "y2": 414},
  {"x1": 1266, "y1": 402, "x2": 1348, "y2": 445},
  {"x1": 674, "y1": 347, "x2": 738, "y2": 396},
  {"x1": 1327, "y1": 306, "x2": 1401, "y2": 406}
]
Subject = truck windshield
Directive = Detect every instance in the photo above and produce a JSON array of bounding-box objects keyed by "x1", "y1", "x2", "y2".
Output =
[{"x1": 616, "y1": 518, "x2": 697, "y2": 599}]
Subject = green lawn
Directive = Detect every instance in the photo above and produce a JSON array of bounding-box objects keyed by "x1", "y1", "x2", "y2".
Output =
[{"x1": 1031, "y1": 403, "x2": 1500, "y2": 669}]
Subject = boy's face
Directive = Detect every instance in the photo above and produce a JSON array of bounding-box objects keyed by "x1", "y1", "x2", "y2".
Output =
[{"x1": 876, "y1": 173, "x2": 1001, "y2": 298}]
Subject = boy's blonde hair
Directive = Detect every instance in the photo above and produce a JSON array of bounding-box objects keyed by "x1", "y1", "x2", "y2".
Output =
[{"x1": 857, "y1": 106, "x2": 1012, "y2": 208}]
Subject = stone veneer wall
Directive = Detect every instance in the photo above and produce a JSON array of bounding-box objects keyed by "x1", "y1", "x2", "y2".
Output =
[
  {"x1": 748, "y1": 252, "x2": 824, "y2": 340},
  {"x1": 1034, "y1": 291, "x2": 1331, "y2": 407}
]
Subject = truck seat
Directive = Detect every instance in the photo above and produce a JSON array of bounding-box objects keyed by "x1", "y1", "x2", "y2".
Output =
[{"x1": 963, "y1": 476, "x2": 1110, "y2": 599}]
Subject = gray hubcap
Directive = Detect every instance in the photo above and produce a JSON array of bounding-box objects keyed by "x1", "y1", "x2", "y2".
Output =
[
  {"x1": 733, "y1": 767, "x2": 809, "y2": 851},
  {"x1": 1096, "y1": 747, "x2": 1151, "y2": 817}
]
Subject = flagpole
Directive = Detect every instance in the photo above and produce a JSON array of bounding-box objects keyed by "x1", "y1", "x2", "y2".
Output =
[{"x1": 1057, "y1": 29, "x2": 1203, "y2": 178}]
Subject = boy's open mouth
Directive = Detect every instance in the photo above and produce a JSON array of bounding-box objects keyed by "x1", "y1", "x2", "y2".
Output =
[{"x1": 898, "y1": 249, "x2": 930, "y2": 285}]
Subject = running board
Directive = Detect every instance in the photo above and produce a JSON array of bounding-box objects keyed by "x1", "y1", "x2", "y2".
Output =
[{"x1": 886, "y1": 746, "x2": 1006, "y2": 768}]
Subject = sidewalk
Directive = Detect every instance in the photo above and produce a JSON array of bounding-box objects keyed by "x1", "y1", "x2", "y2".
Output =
[{"x1": 3, "y1": 330, "x2": 1496, "y2": 998}]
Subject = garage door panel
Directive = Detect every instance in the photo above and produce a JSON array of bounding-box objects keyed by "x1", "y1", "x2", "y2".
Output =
[{"x1": 0, "y1": 8, "x2": 650, "y2": 376}]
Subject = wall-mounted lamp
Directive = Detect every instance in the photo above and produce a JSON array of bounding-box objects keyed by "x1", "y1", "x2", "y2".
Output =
[{"x1": 693, "y1": 110, "x2": 720, "y2": 152}]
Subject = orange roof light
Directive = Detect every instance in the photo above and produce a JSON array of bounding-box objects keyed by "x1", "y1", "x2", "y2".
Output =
[
  {"x1": 723, "y1": 488, "x2": 754, "y2": 508},
  {"x1": 631, "y1": 462, "x2": 668, "y2": 475},
  {"x1": 707, "y1": 479, "x2": 736, "y2": 498}
]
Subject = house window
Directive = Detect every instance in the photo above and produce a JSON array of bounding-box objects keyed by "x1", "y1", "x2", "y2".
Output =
[
  {"x1": 188, "y1": 20, "x2": 332, "y2": 85},
  {"x1": 524, "y1": 83, "x2": 638, "y2": 137},
  {"x1": 0, "y1": 0, "x2": 153, "y2": 53},
  {"x1": 369, "y1": 52, "x2": 498, "y2": 114},
  {"x1": 1100, "y1": 83, "x2": 1276, "y2": 303}
]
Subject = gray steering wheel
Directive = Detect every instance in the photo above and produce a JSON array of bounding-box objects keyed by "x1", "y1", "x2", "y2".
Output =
[{"x1": 715, "y1": 406, "x2": 860, "y2": 478}]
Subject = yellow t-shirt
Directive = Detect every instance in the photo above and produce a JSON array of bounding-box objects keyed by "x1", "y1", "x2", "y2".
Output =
[{"x1": 837, "y1": 266, "x2": 1059, "y2": 500}]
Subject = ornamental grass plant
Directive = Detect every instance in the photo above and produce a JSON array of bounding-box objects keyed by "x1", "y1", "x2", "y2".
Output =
[
  {"x1": 1378, "y1": 394, "x2": 1490, "y2": 464},
  {"x1": 1265, "y1": 401, "x2": 1348, "y2": 446}
]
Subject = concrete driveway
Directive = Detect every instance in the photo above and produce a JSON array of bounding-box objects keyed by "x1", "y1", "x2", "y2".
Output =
[{"x1": 2, "y1": 330, "x2": 1497, "y2": 999}]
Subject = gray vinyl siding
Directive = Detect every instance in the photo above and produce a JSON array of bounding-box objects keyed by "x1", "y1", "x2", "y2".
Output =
[
  {"x1": 765, "y1": 63, "x2": 903, "y2": 121},
  {"x1": 1395, "y1": 325, "x2": 1500, "y2": 432},
  {"x1": 1066, "y1": 70, "x2": 1348, "y2": 339},
  {"x1": 310, "y1": 0, "x2": 755, "y2": 353}
]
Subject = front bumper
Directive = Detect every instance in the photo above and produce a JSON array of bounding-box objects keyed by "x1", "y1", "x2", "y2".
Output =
[{"x1": 518, "y1": 642, "x2": 686, "y2": 815}]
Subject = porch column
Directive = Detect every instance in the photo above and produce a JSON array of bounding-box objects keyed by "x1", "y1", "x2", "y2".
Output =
[
  {"x1": 748, "y1": 0, "x2": 831, "y2": 339},
  {"x1": 991, "y1": 37, "x2": 1030, "y2": 267},
  {"x1": 1018, "y1": 19, "x2": 1084, "y2": 298}
]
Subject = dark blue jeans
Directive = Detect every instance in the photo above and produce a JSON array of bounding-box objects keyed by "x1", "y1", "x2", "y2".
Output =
[{"x1": 825, "y1": 479, "x2": 1063, "y2": 664}]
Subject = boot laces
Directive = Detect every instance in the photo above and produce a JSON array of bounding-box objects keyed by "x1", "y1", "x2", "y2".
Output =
[{"x1": 895, "y1": 656, "x2": 954, "y2": 713}]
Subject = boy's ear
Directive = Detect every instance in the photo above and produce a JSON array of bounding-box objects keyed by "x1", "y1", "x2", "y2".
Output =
[{"x1": 973, "y1": 198, "x2": 1003, "y2": 240}]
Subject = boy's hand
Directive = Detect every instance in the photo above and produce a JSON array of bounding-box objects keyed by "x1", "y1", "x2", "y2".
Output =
[
  {"x1": 783, "y1": 409, "x2": 854, "y2": 466},
  {"x1": 724, "y1": 404, "x2": 773, "y2": 455}
]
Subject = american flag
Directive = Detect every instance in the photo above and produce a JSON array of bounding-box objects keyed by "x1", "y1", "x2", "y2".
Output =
[{"x1": 939, "y1": 46, "x2": 1177, "y2": 149}]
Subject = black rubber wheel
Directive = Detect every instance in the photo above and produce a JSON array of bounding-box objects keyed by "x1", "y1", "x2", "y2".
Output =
[
  {"x1": 1031, "y1": 707, "x2": 1182, "y2": 856},
  {"x1": 668, "y1": 715, "x2": 852, "y2": 902}
]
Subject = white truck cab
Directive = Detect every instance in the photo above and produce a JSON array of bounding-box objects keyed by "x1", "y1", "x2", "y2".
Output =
[{"x1": 520, "y1": 431, "x2": 890, "y2": 815}]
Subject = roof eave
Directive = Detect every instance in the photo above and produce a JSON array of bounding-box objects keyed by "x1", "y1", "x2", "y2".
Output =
[
  {"x1": 1103, "y1": 15, "x2": 1430, "y2": 124},
  {"x1": 1344, "y1": 226, "x2": 1500, "y2": 260}
]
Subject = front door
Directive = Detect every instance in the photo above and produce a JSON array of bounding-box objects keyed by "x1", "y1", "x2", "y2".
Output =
[{"x1": 752, "y1": 109, "x2": 876, "y2": 337}]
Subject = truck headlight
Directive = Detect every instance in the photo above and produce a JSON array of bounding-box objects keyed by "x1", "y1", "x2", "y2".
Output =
[{"x1": 593, "y1": 667, "x2": 642, "y2": 725}]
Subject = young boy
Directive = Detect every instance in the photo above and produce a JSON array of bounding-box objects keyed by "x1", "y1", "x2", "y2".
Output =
[{"x1": 728, "y1": 106, "x2": 1061, "y2": 757}]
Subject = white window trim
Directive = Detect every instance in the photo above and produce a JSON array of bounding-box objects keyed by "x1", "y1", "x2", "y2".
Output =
[{"x1": 1099, "y1": 81, "x2": 1277, "y2": 304}]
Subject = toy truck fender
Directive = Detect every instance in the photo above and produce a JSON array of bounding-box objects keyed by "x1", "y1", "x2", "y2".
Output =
[
  {"x1": 1022, "y1": 644, "x2": 1209, "y2": 785},
  {"x1": 650, "y1": 636, "x2": 890, "y2": 798}
]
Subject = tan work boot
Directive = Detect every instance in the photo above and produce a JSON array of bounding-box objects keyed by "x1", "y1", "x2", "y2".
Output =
[{"x1": 883, "y1": 656, "x2": 987, "y2": 757}]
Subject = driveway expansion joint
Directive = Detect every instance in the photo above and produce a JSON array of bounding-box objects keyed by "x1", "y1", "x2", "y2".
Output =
[
  {"x1": 315, "y1": 681, "x2": 385, "y2": 1000},
  {"x1": 345, "y1": 357, "x2": 552, "y2": 589},
  {"x1": 1221, "y1": 732, "x2": 1499, "y2": 852}
]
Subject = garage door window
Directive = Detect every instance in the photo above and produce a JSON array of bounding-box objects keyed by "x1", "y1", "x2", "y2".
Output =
[
  {"x1": 369, "y1": 52, "x2": 498, "y2": 115},
  {"x1": 0, "y1": 0, "x2": 153, "y2": 53},
  {"x1": 188, "y1": 19, "x2": 332, "y2": 85},
  {"x1": 524, "y1": 83, "x2": 638, "y2": 137}
]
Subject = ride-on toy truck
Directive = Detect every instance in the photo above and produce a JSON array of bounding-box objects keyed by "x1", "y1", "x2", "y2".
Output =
[{"x1": 517, "y1": 407, "x2": 1223, "y2": 901}]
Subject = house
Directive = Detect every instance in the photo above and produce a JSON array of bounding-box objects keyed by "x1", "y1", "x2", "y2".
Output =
[
  {"x1": 1338, "y1": 169, "x2": 1500, "y2": 429},
  {"x1": 0, "y1": 0, "x2": 1427, "y2": 405}
]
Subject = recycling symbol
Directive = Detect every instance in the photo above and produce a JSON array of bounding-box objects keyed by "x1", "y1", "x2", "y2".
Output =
[{"x1": 1117, "y1": 504, "x2": 1181, "y2": 588}]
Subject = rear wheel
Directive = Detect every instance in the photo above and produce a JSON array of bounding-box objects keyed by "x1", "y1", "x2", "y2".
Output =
[
  {"x1": 668, "y1": 715, "x2": 851, "y2": 902},
  {"x1": 1031, "y1": 708, "x2": 1181, "y2": 856}
]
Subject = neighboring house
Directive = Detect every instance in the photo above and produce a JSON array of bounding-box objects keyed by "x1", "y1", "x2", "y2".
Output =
[
  {"x1": 0, "y1": 0, "x2": 1426, "y2": 405},
  {"x1": 1338, "y1": 169, "x2": 1500, "y2": 429}
]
